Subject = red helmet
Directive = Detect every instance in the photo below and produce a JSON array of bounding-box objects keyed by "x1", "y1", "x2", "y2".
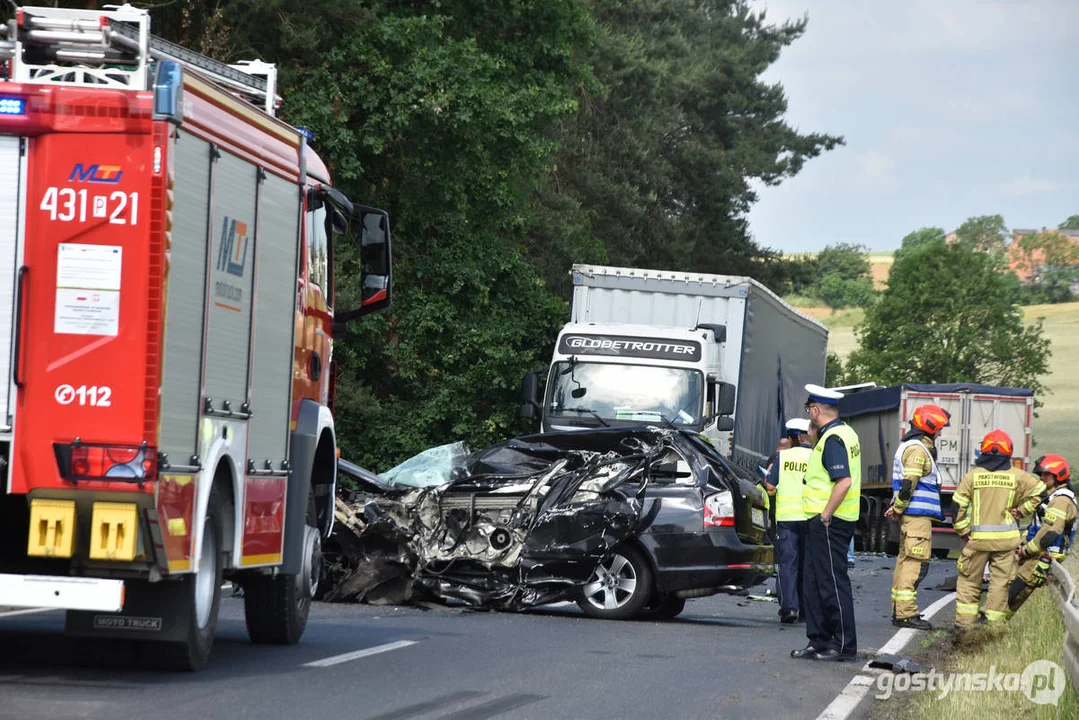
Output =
[
  {"x1": 980, "y1": 429, "x2": 1013, "y2": 457},
  {"x1": 911, "y1": 404, "x2": 951, "y2": 435},
  {"x1": 1034, "y1": 454, "x2": 1071, "y2": 483}
]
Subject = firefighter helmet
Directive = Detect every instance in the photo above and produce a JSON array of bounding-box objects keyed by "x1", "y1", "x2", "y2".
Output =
[
  {"x1": 980, "y1": 429, "x2": 1013, "y2": 457},
  {"x1": 1034, "y1": 453, "x2": 1071, "y2": 483},
  {"x1": 911, "y1": 404, "x2": 950, "y2": 435}
]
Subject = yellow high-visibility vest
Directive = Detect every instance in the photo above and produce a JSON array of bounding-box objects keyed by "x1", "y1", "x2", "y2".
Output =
[
  {"x1": 776, "y1": 446, "x2": 811, "y2": 522},
  {"x1": 803, "y1": 422, "x2": 861, "y2": 522}
]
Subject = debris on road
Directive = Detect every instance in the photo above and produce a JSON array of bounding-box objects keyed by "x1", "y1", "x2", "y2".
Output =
[{"x1": 868, "y1": 654, "x2": 934, "y2": 674}]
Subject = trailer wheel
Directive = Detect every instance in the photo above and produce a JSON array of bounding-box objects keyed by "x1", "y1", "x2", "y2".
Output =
[
  {"x1": 243, "y1": 489, "x2": 319, "y2": 645},
  {"x1": 155, "y1": 485, "x2": 225, "y2": 671}
]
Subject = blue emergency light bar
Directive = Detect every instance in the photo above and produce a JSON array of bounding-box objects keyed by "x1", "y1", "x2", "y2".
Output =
[{"x1": 0, "y1": 97, "x2": 26, "y2": 116}]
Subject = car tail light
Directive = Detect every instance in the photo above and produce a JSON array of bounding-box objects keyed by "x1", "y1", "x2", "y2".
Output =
[
  {"x1": 58, "y1": 443, "x2": 157, "y2": 482},
  {"x1": 704, "y1": 490, "x2": 735, "y2": 528}
]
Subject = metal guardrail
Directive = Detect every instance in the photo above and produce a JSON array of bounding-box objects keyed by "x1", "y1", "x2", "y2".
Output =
[{"x1": 1050, "y1": 560, "x2": 1079, "y2": 696}]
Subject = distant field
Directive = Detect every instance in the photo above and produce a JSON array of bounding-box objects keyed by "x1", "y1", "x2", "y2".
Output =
[
  {"x1": 868, "y1": 252, "x2": 893, "y2": 290},
  {"x1": 795, "y1": 301, "x2": 1079, "y2": 453},
  {"x1": 1022, "y1": 303, "x2": 1079, "y2": 453}
]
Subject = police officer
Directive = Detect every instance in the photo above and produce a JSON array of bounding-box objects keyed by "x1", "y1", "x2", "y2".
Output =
[
  {"x1": 884, "y1": 404, "x2": 951, "y2": 630},
  {"x1": 765, "y1": 418, "x2": 813, "y2": 624},
  {"x1": 791, "y1": 385, "x2": 861, "y2": 661},
  {"x1": 952, "y1": 430, "x2": 1043, "y2": 637},
  {"x1": 1007, "y1": 453, "x2": 1076, "y2": 618}
]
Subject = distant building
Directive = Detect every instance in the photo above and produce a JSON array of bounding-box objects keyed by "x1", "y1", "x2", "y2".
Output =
[{"x1": 1008, "y1": 227, "x2": 1079, "y2": 284}]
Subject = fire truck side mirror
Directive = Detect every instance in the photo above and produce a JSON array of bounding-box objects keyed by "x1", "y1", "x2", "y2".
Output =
[
  {"x1": 333, "y1": 205, "x2": 393, "y2": 326},
  {"x1": 152, "y1": 60, "x2": 185, "y2": 125}
]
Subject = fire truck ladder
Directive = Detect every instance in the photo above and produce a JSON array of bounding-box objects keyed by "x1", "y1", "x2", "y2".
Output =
[{"x1": 0, "y1": 3, "x2": 280, "y2": 116}]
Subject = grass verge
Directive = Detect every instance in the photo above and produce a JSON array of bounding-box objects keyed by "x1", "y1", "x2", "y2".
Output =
[{"x1": 868, "y1": 554, "x2": 1079, "y2": 719}]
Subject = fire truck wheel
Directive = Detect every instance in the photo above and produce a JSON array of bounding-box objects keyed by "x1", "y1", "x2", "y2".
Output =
[
  {"x1": 243, "y1": 489, "x2": 318, "y2": 644},
  {"x1": 156, "y1": 486, "x2": 225, "y2": 671}
]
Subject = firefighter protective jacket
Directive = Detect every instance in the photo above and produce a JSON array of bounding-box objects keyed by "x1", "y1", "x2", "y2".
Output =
[{"x1": 953, "y1": 463, "x2": 1044, "y2": 551}]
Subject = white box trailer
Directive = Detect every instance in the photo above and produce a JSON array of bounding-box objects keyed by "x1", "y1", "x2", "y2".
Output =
[
  {"x1": 838, "y1": 383, "x2": 1034, "y2": 556},
  {"x1": 525, "y1": 264, "x2": 829, "y2": 472}
]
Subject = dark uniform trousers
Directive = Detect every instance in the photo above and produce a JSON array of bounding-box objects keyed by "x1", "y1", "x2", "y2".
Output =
[
  {"x1": 776, "y1": 520, "x2": 807, "y2": 616},
  {"x1": 803, "y1": 515, "x2": 857, "y2": 655}
]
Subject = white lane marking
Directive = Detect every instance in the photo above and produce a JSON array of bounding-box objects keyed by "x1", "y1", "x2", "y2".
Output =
[
  {"x1": 0, "y1": 607, "x2": 57, "y2": 619},
  {"x1": 817, "y1": 675, "x2": 876, "y2": 720},
  {"x1": 815, "y1": 591, "x2": 956, "y2": 720},
  {"x1": 302, "y1": 640, "x2": 417, "y2": 668},
  {"x1": 875, "y1": 628, "x2": 915, "y2": 657}
]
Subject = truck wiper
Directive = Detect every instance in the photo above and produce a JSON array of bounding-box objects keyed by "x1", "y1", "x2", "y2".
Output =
[
  {"x1": 561, "y1": 407, "x2": 610, "y2": 427},
  {"x1": 635, "y1": 410, "x2": 677, "y2": 429}
]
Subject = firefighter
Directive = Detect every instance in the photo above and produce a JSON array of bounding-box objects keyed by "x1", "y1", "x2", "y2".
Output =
[
  {"x1": 952, "y1": 430, "x2": 1044, "y2": 637},
  {"x1": 765, "y1": 418, "x2": 813, "y2": 624},
  {"x1": 1007, "y1": 454, "x2": 1076, "y2": 618},
  {"x1": 884, "y1": 404, "x2": 951, "y2": 630},
  {"x1": 791, "y1": 384, "x2": 861, "y2": 661}
]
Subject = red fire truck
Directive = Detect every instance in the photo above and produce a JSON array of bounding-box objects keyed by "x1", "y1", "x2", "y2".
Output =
[{"x1": 0, "y1": 4, "x2": 391, "y2": 670}]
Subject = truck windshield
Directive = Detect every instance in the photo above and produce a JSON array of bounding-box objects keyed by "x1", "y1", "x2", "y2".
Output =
[{"x1": 547, "y1": 362, "x2": 703, "y2": 426}]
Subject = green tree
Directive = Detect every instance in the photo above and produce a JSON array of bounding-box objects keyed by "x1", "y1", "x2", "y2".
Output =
[
  {"x1": 1059, "y1": 215, "x2": 1079, "y2": 230},
  {"x1": 815, "y1": 273, "x2": 873, "y2": 311},
  {"x1": 1013, "y1": 229, "x2": 1079, "y2": 280},
  {"x1": 899, "y1": 227, "x2": 946, "y2": 252},
  {"x1": 846, "y1": 236, "x2": 1050, "y2": 400},
  {"x1": 811, "y1": 242, "x2": 872, "y2": 309},
  {"x1": 525, "y1": 0, "x2": 844, "y2": 292},
  {"x1": 815, "y1": 242, "x2": 871, "y2": 281},
  {"x1": 953, "y1": 214, "x2": 1009, "y2": 254},
  {"x1": 825, "y1": 351, "x2": 846, "y2": 386}
]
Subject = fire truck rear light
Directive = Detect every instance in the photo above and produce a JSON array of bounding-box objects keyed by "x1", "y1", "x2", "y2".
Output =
[
  {"x1": 0, "y1": 97, "x2": 27, "y2": 116},
  {"x1": 61, "y1": 443, "x2": 158, "y2": 482}
]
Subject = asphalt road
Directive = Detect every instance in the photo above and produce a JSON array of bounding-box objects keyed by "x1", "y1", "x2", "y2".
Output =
[{"x1": 0, "y1": 555, "x2": 957, "y2": 720}]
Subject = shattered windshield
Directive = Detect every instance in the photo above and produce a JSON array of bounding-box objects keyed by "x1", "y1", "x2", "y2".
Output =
[
  {"x1": 546, "y1": 361, "x2": 703, "y2": 426},
  {"x1": 379, "y1": 441, "x2": 471, "y2": 488}
]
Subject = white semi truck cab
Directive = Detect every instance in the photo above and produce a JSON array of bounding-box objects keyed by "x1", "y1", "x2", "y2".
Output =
[{"x1": 530, "y1": 322, "x2": 737, "y2": 451}]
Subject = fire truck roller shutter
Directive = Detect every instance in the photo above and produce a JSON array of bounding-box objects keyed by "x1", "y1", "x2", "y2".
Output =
[
  {"x1": 245, "y1": 172, "x2": 299, "y2": 472},
  {"x1": 159, "y1": 132, "x2": 211, "y2": 465},
  {"x1": 202, "y1": 149, "x2": 255, "y2": 414}
]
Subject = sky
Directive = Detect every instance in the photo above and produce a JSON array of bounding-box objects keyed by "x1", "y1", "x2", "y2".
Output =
[{"x1": 746, "y1": 0, "x2": 1079, "y2": 253}]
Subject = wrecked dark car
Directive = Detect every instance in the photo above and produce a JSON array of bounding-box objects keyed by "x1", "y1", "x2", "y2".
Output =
[{"x1": 323, "y1": 427, "x2": 772, "y2": 620}]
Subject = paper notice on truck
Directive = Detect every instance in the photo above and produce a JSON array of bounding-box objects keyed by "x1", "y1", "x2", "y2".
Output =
[
  {"x1": 56, "y1": 243, "x2": 122, "y2": 291},
  {"x1": 54, "y1": 288, "x2": 120, "y2": 336},
  {"x1": 54, "y1": 243, "x2": 122, "y2": 336}
]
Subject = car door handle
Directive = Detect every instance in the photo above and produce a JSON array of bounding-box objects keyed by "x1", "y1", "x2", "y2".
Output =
[{"x1": 310, "y1": 350, "x2": 321, "y2": 381}]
